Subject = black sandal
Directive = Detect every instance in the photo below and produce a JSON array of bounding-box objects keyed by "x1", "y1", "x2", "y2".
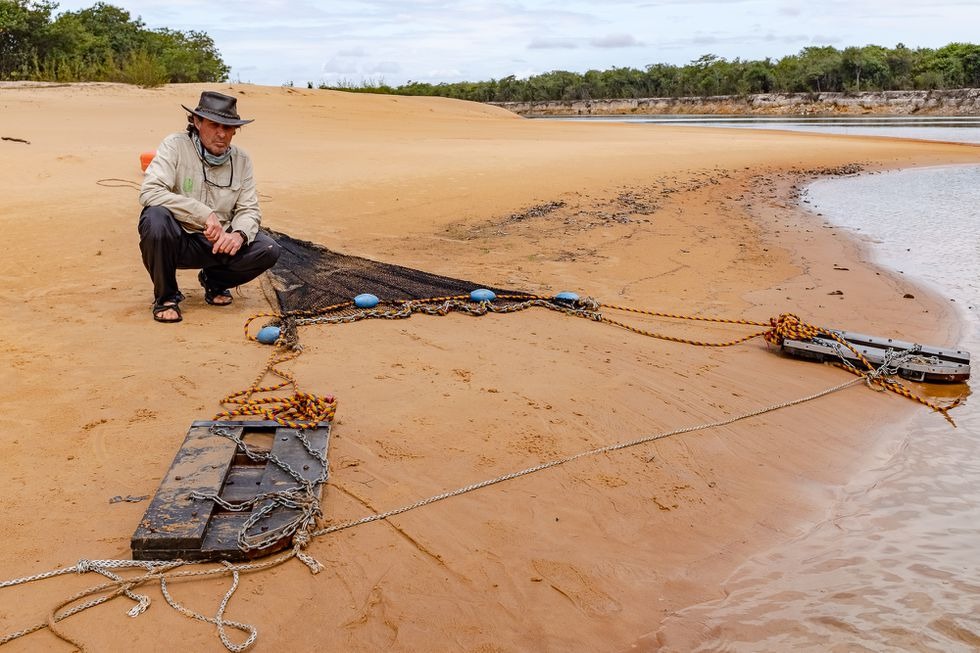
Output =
[
  {"x1": 152, "y1": 301, "x2": 182, "y2": 323},
  {"x1": 199, "y1": 270, "x2": 233, "y2": 306}
]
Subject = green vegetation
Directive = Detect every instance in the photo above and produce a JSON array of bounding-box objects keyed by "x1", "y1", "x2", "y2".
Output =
[
  {"x1": 0, "y1": 0, "x2": 228, "y2": 86},
  {"x1": 316, "y1": 43, "x2": 980, "y2": 102}
]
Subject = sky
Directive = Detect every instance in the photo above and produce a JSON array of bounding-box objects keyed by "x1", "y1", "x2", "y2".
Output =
[{"x1": 51, "y1": 0, "x2": 980, "y2": 87}]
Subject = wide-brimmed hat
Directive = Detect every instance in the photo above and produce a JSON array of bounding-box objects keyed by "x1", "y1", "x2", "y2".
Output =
[{"x1": 182, "y1": 91, "x2": 253, "y2": 126}]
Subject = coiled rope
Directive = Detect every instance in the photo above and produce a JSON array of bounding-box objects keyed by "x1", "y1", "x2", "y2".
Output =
[{"x1": 213, "y1": 345, "x2": 336, "y2": 430}]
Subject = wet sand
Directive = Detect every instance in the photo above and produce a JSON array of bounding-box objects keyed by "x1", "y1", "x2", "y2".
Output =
[
  {"x1": 653, "y1": 164, "x2": 980, "y2": 652},
  {"x1": 0, "y1": 82, "x2": 976, "y2": 651}
]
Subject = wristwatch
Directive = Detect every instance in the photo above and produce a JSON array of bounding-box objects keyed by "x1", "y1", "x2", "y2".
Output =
[{"x1": 234, "y1": 230, "x2": 248, "y2": 246}]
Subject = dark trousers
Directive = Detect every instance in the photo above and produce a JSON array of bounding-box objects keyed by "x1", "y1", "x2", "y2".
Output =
[{"x1": 138, "y1": 206, "x2": 281, "y2": 305}]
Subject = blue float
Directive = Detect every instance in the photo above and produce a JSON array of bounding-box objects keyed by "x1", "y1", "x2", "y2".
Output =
[
  {"x1": 256, "y1": 326, "x2": 280, "y2": 344},
  {"x1": 469, "y1": 288, "x2": 496, "y2": 302},
  {"x1": 354, "y1": 293, "x2": 380, "y2": 308},
  {"x1": 555, "y1": 291, "x2": 579, "y2": 302}
]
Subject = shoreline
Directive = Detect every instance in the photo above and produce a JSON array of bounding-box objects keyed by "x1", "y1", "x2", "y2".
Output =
[
  {"x1": 490, "y1": 88, "x2": 980, "y2": 117},
  {"x1": 650, "y1": 162, "x2": 979, "y2": 651},
  {"x1": 0, "y1": 83, "x2": 976, "y2": 651},
  {"x1": 804, "y1": 162, "x2": 980, "y2": 344}
]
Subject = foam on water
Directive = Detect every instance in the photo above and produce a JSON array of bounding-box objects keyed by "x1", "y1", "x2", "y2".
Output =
[{"x1": 654, "y1": 165, "x2": 980, "y2": 651}]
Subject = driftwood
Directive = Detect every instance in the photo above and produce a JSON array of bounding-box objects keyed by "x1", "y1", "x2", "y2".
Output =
[{"x1": 2, "y1": 136, "x2": 30, "y2": 144}]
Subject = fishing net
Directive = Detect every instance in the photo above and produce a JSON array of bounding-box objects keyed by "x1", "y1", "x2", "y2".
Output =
[
  {"x1": 264, "y1": 229, "x2": 522, "y2": 313},
  {"x1": 251, "y1": 230, "x2": 963, "y2": 428}
]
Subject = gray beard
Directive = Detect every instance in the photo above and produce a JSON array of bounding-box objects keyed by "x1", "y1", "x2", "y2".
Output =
[{"x1": 191, "y1": 132, "x2": 232, "y2": 166}]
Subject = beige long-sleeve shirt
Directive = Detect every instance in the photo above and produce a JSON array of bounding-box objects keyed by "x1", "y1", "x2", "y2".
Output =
[{"x1": 139, "y1": 132, "x2": 262, "y2": 244}]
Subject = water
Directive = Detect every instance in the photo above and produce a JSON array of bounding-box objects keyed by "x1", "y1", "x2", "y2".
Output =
[
  {"x1": 545, "y1": 115, "x2": 980, "y2": 145},
  {"x1": 549, "y1": 114, "x2": 980, "y2": 649},
  {"x1": 654, "y1": 165, "x2": 980, "y2": 651}
]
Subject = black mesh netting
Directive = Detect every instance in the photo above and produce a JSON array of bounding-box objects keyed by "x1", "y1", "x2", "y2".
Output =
[{"x1": 265, "y1": 229, "x2": 524, "y2": 313}]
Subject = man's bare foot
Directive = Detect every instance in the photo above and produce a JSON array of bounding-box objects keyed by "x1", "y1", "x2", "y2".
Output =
[
  {"x1": 199, "y1": 270, "x2": 233, "y2": 306},
  {"x1": 208, "y1": 293, "x2": 232, "y2": 306},
  {"x1": 152, "y1": 302, "x2": 182, "y2": 323}
]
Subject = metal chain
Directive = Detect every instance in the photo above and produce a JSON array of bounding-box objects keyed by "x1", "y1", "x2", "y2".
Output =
[
  {"x1": 288, "y1": 298, "x2": 961, "y2": 422},
  {"x1": 190, "y1": 425, "x2": 330, "y2": 552},
  {"x1": 295, "y1": 296, "x2": 603, "y2": 327},
  {"x1": 293, "y1": 294, "x2": 774, "y2": 352},
  {"x1": 0, "y1": 372, "x2": 893, "y2": 651},
  {"x1": 2, "y1": 295, "x2": 965, "y2": 650},
  {"x1": 766, "y1": 313, "x2": 960, "y2": 424}
]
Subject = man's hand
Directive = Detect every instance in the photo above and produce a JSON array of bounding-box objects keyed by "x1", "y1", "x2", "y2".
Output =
[
  {"x1": 203, "y1": 213, "x2": 223, "y2": 243},
  {"x1": 212, "y1": 230, "x2": 245, "y2": 255},
  {"x1": 204, "y1": 212, "x2": 243, "y2": 255}
]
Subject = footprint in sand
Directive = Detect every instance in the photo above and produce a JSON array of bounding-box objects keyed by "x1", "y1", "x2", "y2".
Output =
[
  {"x1": 531, "y1": 559, "x2": 622, "y2": 616},
  {"x1": 128, "y1": 408, "x2": 158, "y2": 424}
]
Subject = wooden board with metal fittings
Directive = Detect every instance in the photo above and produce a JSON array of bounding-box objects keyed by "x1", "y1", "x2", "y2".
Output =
[
  {"x1": 131, "y1": 420, "x2": 330, "y2": 561},
  {"x1": 780, "y1": 330, "x2": 971, "y2": 383}
]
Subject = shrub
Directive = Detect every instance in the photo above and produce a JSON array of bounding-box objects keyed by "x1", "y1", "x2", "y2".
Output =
[{"x1": 117, "y1": 48, "x2": 168, "y2": 87}]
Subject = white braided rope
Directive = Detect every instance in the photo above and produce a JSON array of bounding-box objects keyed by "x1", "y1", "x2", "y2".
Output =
[
  {"x1": 0, "y1": 549, "x2": 299, "y2": 650},
  {"x1": 0, "y1": 376, "x2": 866, "y2": 651},
  {"x1": 160, "y1": 562, "x2": 257, "y2": 652},
  {"x1": 0, "y1": 562, "x2": 177, "y2": 645},
  {"x1": 0, "y1": 558, "x2": 176, "y2": 590},
  {"x1": 0, "y1": 565, "x2": 79, "y2": 589},
  {"x1": 312, "y1": 377, "x2": 864, "y2": 537}
]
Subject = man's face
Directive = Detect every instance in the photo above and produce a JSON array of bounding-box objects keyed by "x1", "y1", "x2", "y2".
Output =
[{"x1": 194, "y1": 116, "x2": 236, "y2": 155}]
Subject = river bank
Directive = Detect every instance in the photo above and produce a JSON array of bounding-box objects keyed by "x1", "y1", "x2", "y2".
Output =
[
  {"x1": 652, "y1": 163, "x2": 980, "y2": 652},
  {"x1": 492, "y1": 87, "x2": 980, "y2": 117},
  {"x1": 0, "y1": 83, "x2": 976, "y2": 651}
]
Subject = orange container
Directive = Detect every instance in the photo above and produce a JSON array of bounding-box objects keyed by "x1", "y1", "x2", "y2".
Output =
[{"x1": 139, "y1": 150, "x2": 156, "y2": 173}]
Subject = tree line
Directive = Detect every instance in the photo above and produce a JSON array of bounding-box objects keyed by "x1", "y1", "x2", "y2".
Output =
[
  {"x1": 319, "y1": 43, "x2": 980, "y2": 102},
  {"x1": 0, "y1": 0, "x2": 228, "y2": 85}
]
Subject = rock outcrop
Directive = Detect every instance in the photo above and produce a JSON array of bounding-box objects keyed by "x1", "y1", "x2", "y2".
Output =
[{"x1": 491, "y1": 88, "x2": 980, "y2": 116}]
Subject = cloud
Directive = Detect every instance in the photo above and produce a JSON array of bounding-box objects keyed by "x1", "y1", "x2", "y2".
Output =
[
  {"x1": 46, "y1": 0, "x2": 980, "y2": 86},
  {"x1": 318, "y1": 57, "x2": 401, "y2": 84},
  {"x1": 509, "y1": 67, "x2": 541, "y2": 80},
  {"x1": 321, "y1": 57, "x2": 360, "y2": 75},
  {"x1": 637, "y1": 0, "x2": 758, "y2": 6},
  {"x1": 809, "y1": 34, "x2": 843, "y2": 45},
  {"x1": 426, "y1": 68, "x2": 463, "y2": 79},
  {"x1": 590, "y1": 33, "x2": 643, "y2": 48},
  {"x1": 369, "y1": 61, "x2": 402, "y2": 74},
  {"x1": 528, "y1": 37, "x2": 580, "y2": 50}
]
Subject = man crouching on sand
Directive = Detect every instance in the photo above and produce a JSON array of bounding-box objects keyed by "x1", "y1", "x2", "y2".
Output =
[{"x1": 138, "y1": 91, "x2": 280, "y2": 323}]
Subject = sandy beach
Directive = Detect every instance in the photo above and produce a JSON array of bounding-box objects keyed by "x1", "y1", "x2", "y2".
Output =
[{"x1": 1, "y1": 83, "x2": 976, "y2": 651}]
